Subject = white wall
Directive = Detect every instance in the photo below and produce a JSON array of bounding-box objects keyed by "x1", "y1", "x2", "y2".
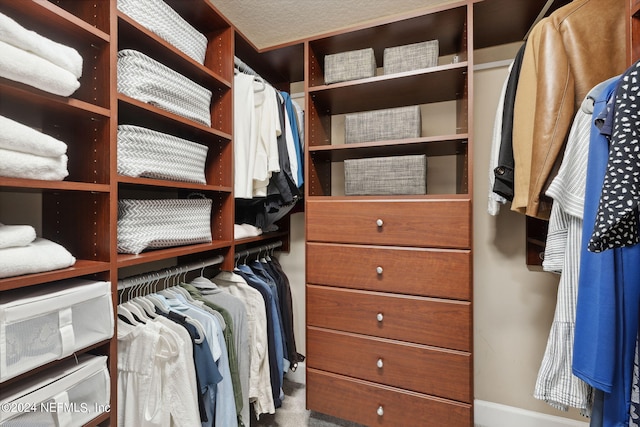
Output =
[{"x1": 472, "y1": 64, "x2": 584, "y2": 421}]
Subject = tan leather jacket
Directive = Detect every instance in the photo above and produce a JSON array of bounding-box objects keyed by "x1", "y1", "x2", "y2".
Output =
[{"x1": 512, "y1": 0, "x2": 626, "y2": 220}]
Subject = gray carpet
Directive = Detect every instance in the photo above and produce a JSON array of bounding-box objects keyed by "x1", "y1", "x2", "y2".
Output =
[{"x1": 250, "y1": 366, "x2": 365, "y2": 427}]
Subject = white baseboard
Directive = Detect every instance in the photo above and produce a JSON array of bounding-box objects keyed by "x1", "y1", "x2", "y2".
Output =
[{"x1": 474, "y1": 400, "x2": 589, "y2": 427}]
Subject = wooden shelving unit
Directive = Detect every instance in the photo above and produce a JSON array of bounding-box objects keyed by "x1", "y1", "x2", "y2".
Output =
[{"x1": 303, "y1": 2, "x2": 473, "y2": 425}]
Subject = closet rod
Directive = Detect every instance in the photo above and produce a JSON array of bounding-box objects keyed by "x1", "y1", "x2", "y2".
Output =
[
  {"x1": 234, "y1": 55, "x2": 263, "y2": 79},
  {"x1": 117, "y1": 255, "x2": 224, "y2": 291},
  {"x1": 235, "y1": 240, "x2": 283, "y2": 260}
]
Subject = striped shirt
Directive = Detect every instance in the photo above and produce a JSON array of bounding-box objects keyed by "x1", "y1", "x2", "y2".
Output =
[{"x1": 534, "y1": 98, "x2": 593, "y2": 414}]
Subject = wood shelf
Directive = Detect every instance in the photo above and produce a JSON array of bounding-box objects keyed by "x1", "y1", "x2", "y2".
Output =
[
  {"x1": 116, "y1": 241, "x2": 233, "y2": 268},
  {"x1": 309, "y1": 63, "x2": 468, "y2": 115},
  {"x1": 0, "y1": 0, "x2": 110, "y2": 43},
  {"x1": 117, "y1": 94, "x2": 230, "y2": 139},
  {"x1": 0, "y1": 80, "x2": 111, "y2": 117},
  {"x1": 117, "y1": 175, "x2": 232, "y2": 193},
  {"x1": 0, "y1": 179, "x2": 110, "y2": 192},
  {"x1": 0, "y1": 260, "x2": 111, "y2": 292},
  {"x1": 309, "y1": 134, "x2": 468, "y2": 160}
]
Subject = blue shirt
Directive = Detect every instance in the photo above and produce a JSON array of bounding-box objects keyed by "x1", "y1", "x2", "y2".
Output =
[{"x1": 573, "y1": 76, "x2": 640, "y2": 427}]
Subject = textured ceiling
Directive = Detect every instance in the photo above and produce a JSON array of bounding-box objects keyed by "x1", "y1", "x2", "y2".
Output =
[{"x1": 210, "y1": 0, "x2": 455, "y2": 49}]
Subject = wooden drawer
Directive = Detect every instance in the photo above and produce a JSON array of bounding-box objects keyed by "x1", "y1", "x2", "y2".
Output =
[
  {"x1": 306, "y1": 198, "x2": 471, "y2": 248},
  {"x1": 306, "y1": 284, "x2": 471, "y2": 351},
  {"x1": 306, "y1": 242, "x2": 471, "y2": 300},
  {"x1": 307, "y1": 327, "x2": 471, "y2": 402},
  {"x1": 307, "y1": 368, "x2": 472, "y2": 426}
]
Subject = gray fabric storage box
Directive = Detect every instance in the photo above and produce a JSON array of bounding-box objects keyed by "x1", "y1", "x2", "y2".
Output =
[
  {"x1": 345, "y1": 105, "x2": 421, "y2": 144},
  {"x1": 324, "y1": 48, "x2": 376, "y2": 84},
  {"x1": 383, "y1": 40, "x2": 439, "y2": 75},
  {"x1": 344, "y1": 154, "x2": 427, "y2": 195}
]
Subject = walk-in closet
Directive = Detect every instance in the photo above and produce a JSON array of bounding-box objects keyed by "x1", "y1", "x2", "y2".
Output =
[{"x1": 0, "y1": 1, "x2": 637, "y2": 426}]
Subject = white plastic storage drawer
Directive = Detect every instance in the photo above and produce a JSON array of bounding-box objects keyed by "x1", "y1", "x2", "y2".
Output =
[
  {"x1": 0, "y1": 354, "x2": 110, "y2": 427},
  {"x1": 0, "y1": 279, "x2": 114, "y2": 382}
]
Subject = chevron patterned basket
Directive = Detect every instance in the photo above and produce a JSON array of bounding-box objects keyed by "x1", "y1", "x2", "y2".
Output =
[
  {"x1": 117, "y1": 196, "x2": 212, "y2": 254},
  {"x1": 117, "y1": 49, "x2": 212, "y2": 126},
  {"x1": 117, "y1": 125, "x2": 208, "y2": 184},
  {"x1": 117, "y1": 0, "x2": 207, "y2": 64}
]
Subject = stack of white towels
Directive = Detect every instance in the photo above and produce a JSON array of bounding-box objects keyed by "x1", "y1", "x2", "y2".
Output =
[
  {"x1": 0, "y1": 11, "x2": 83, "y2": 96},
  {"x1": 0, "y1": 223, "x2": 76, "y2": 279},
  {"x1": 0, "y1": 114, "x2": 69, "y2": 180},
  {"x1": 0, "y1": 10, "x2": 84, "y2": 181}
]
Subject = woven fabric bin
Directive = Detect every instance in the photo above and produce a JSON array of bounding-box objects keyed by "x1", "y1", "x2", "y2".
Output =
[
  {"x1": 345, "y1": 155, "x2": 427, "y2": 196},
  {"x1": 117, "y1": 0, "x2": 207, "y2": 64},
  {"x1": 117, "y1": 49, "x2": 212, "y2": 126},
  {"x1": 118, "y1": 124, "x2": 208, "y2": 184},
  {"x1": 324, "y1": 47, "x2": 376, "y2": 84},
  {"x1": 345, "y1": 105, "x2": 421, "y2": 144},
  {"x1": 383, "y1": 40, "x2": 439, "y2": 75},
  {"x1": 117, "y1": 196, "x2": 212, "y2": 254}
]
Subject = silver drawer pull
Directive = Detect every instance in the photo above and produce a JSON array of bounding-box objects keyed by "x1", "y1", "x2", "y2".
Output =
[
  {"x1": 377, "y1": 406, "x2": 384, "y2": 417},
  {"x1": 376, "y1": 312, "x2": 384, "y2": 322},
  {"x1": 376, "y1": 266, "x2": 383, "y2": 275},
  {"x1": 376, "y1": 218, "x2": 384, "y2": 227},
  {"x1": 377, "y1": 358, "x2": 384, "y2": 369}
]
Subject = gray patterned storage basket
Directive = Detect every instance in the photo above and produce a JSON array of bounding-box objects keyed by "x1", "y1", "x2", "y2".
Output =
[
  {"x1": 383, "y1": 40, "x2": 439, "y2": 75},
  {"x1": 345, "y1": 105, "x2": 421, "y2": 144},
  {"x1": 345, "y1": 155, "x2": 427, "y2": 196},
  {"x1": 117, "y1": 0, "x2": 208, "y2": 64},
  {"x1": 324, "y1": 47, "x2": 376, "y2": 84},
  {"x1": 117, "y1": 196, "x2": 212, "y2": 254},
  {"x1": 117, "y1": 125, "x2": 208, "y2": 184},
  {"x1": 117, "y1": 49, "x2": 212, "y2": 126}
]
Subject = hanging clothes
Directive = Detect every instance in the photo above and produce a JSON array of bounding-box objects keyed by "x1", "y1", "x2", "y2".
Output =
[
  {"x1": 534, "y1": 91, "x2": 595, "y2": 415},
  {"x1": 210, "y1": 270, "x2": 275, "y2": 419},
  {"x1": 234, "y1": 72, "x2": 258, "y2": 200},
  {"x1": 511, "y1": 0, "x2": 626, "y2": 220},
  {"x1": 117, "y1": 318, "x2": 202, "y2": 427},
  {"x1": 489, "y1": 42, "x2": 526, "y2": 215},
  {"x1": 234, "y1": 263, "x2": 285, "y2": 408},
  {"x1": 572, "y1": 66, "x2": 640, "y2": 427},
  {"x1": 233, "y1": 60, "x2": 304, "y2": 237},
  {"x1": 184, "y1": 279, "x2": 251, "y2": 427}
]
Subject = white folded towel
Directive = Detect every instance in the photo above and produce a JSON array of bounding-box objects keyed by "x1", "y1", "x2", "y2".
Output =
[
  {"x1": 0, "y1": 40, "x2": 80, "y2": 97},
  {"x1": 0, "y1": 115, "x2": 67, "y2": 157},
  {"x1": 0, "y1": 12, "x2": 82, "y2": 78},
  {"x1": 0, "y1": 237, "x2": 76, "y2": 278},
  {"x1": 233, "y1": 223, "x2": 263, "y2": 240},
  {"x1": 0, "y1": 222, "x2": 37, "y2": 249},
  {"x1": 0, "y1": 148, "x2": 68, "y2": 181}
]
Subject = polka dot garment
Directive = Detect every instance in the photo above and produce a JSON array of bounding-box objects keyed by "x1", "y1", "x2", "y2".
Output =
[{"x1": 589, "y1": 60, "x2": 640, "y2": 252}]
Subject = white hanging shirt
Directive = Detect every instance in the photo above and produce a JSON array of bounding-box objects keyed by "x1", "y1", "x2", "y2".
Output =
[{"x1": 234, "y1": 73, "x2": 257, "y2": 199}]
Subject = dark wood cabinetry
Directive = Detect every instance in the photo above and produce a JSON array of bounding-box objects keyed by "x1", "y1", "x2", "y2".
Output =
[{"x1": 303, "y1": 2, "x2": 474, "y2": 425}]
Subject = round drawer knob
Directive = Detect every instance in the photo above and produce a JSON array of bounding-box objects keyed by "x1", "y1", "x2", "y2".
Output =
[
  {"x1": 376, "y1": 312, "x2": 384, "y2": 322},
  {"x1": 376, "y1": 266, "x2": 383, "y2": 275},
  {"x1": 377, "y1": 406, "x2": 384, "y2": 417},
  {"x1": 377, "y1": 358, "x2": 384, "y2": 369},
  {"x1": 376, "y1": 219, "x2": 384, "y2": 227}
]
